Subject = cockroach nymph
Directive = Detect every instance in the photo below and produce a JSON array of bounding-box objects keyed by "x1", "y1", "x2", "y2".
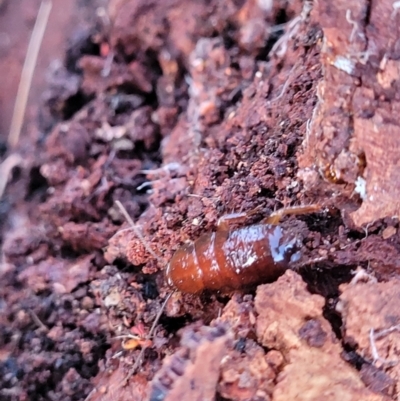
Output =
[
  {"x1": 165, "y1": 204, "x2": 321, "y2": 294},
  {"x1": 116, "y1": 201, "x2": 321, "y2": 295},
  {"x1": 114, "y1": 201, "x2": 321, "y2": 379}
]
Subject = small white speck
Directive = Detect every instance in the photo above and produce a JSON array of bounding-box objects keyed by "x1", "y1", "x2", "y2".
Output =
[
  {"x1": 242, "y1": 255, "x2": 257, "y2": 268},
  {"x1": 257, "y1": 0, "x2": 273, "y2": 11},
  {"x1": 354, "y1": 176, "x2": 367, "y2": 200},
  {"x1": 332, "y1": 56, "x2": 355, "y2": 75}
]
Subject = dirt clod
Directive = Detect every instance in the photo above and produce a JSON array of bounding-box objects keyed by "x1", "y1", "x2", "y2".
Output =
[{"x1": 1, "y1": 0, "x2": 400, "y2": 400}]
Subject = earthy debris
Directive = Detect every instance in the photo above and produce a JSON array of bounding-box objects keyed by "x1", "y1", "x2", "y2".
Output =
[
  {"x1": 1, "y1": 0, "x2": 400, "y2": 400},
  {"x1": 339, "y1": 279, "x2": 400, "y2": 399},
  {"x1": 255, "y1": 271, "x2": 388, "y2": 401},
  {"x1": 150, "y1": 324, "x2": 232, "y2": 401},
  {"x1": 18, "y1": 255, "x2": 94, "y2": 294},
  {"x1": 86, "y1": 361, "x2": 150, "y2": 401}
]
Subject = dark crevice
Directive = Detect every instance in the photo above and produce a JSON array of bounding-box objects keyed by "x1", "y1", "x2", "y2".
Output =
[
  {"x1": 341, "y1": 343, "x2": 368, "y2": 370},
  {"x1": 299, "y1": 263, "x2": 354, "y2": 339},
  {"x1": 160, "y1": 315, "x2": 194, "y2": 336},
  {"x1": 299, "y1": 207, "x2": 343, "y2": 236},
  {"x1": 65, "y1": 29, "x2": 101, "y2": 73},
  {"x1": 26, "y1": 166, "x2": 48, "y2": 201},
  {"x1": 363, "y1": 0, "x2": 372, "y2": 27},
  {"x1": 62, "y1": 91, "x2": 94, "y2": 120}
]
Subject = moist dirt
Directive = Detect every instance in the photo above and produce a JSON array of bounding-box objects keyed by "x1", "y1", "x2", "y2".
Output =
[{"x1": 1, "y1": 1, "x2": 400, "y2": 400}]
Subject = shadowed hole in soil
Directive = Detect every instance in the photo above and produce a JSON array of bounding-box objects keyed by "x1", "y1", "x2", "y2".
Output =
[
  {"x1": 65, "y1": 29, "x2": 101, "y2": 73},
  {"x1": 214, "y1": 293, "x2": 234, "y2": 306},
  {"x1": 299, "y1": 263, "x2": 354, "y2": 339},
  {"x1": 114, "y1": 143, "x2": 162, "y2": 163},
  {"x1": 341, "y1": 344, "x2": 369, "y2": 370},
  {"x1": 144, "y1": 49, "x2": 164, "y2": 77},
  {"x1": 160, "y1": 315, "x2": 194, "y2": 337},
  {"x1": 220, "y1": 22, "x2": 237, "y2": 50},
  {"x1": 297, "y1": 261, "x2": 374, "y2": 379},
  {"x1": 300, "y1": 263, "x2": 354, "y2": 299},
  {"x1": 128, "y1": 271, "x2": 161, "y2": 300},
  {"x1": 0, "y1": 199, "x2": 11, "y2": 243},
  {"x1": 256, "y1": 24, "x2": 286, "y2": 61},
  {"x1": 60, "y1": 245, "x2": 85, "y2": 260},
  {"x1": 0, "y1": 139, "x2": 7, "y2": 157},
  {"x1": 26, "y1": 166, "x2": 48, "y2": 201},
  {"x1": 323, "y1": 298, "x2": 344, "y2": 340},
  {"x1": 227, "y1": 84, "x2": 243, "y2": 105},
  {"x1": 113, "y1": 258, "x2": 149, "y2": 276},
  {"x1": 347, "y1": 227, "x2": 380, "y2": 241},
  {"x1": 298, "y1": 207, "x2": 343, "y2": 236},
  {"x1": 257, "y1": 187, "x2": 277, "y2": 199},
  {"x1": 254, "y1": 7, "x2": 292, "y2": 62},
  {"x1": 141, "y1": 278, "x2": 160, "y2": 300},
  {"x1": 62, "y1": 90, "x2": 94, "y2": 120}
]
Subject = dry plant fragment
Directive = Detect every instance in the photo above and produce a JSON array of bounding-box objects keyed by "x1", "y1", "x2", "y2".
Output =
[
  {"x1": 115, "y1": 200, "x2": 163, "y2": 264},
  {"x1": 8, "y1": 0, "x2": 52, "y2": 148},
  {"x1": 122, "y1": 292, "x2": 174, "y2": 383}
]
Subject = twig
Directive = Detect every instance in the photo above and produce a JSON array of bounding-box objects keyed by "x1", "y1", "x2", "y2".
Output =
[
  {"x1": 8, "y1": 0, "x2": 52, "y2": 148},
  {"x1": 266, "y1": 63, "x2": 298, "y2": 104}
]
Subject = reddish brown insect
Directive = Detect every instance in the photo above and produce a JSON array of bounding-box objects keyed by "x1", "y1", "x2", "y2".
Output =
[
  {"x1": 165, "y1": 205, "x2": 321, "y2": 294},
  {"x1": 114, "y1": 201, "x2": 321, "y2": 379}
]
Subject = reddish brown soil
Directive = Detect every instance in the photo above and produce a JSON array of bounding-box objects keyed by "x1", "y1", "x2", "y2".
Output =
[
  {"x1": 1, "y1": 0, "x2": 400, "y2": 400},
  {"x1": 0, "y1": 0, "x2": 108, "y2": 140}
]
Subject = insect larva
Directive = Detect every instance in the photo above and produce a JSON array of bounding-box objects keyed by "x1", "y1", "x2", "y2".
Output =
[{"x1": 165, "y1": 205, "x2": 321, "y2": 294}]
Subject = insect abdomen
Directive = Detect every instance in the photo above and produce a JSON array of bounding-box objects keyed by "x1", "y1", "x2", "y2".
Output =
[{"x1": 166, "y1": 224, "x2": 300, "y2": 294}]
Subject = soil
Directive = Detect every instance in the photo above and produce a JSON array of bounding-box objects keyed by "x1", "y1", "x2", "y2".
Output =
[{"x1": 1, "y1": 0, "x2": 400, "y2": 400}]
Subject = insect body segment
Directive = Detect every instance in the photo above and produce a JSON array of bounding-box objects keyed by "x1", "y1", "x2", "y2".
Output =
[
  {"x1": 166, "y1": 220, "x2": 302, "y2": 294},
  {"x1": 166, "y1": 205, "x2": 320, "y2": 294}
]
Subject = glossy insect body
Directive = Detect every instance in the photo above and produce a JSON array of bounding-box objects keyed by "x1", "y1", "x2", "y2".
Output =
[{"x1": 166, "y1": 222, "x2": 302, "y2": 294}]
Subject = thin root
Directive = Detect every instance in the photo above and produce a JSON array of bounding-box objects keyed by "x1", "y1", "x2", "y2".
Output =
[
  {"x1": 122, "y1": 291, "x2": 174, "y2": 384},
  {"x1": 346, "y1": 9, "x2": 364, "y2": 43},
  {"x1": 369, "y1": 327, "x2": 399, "y2": 367},
  {"x1": 266, "y1": 64, "x2": 297, "y2": 104},
  {"x1": 114, "y1": 200, "x2": 163, "y2": 263}
]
